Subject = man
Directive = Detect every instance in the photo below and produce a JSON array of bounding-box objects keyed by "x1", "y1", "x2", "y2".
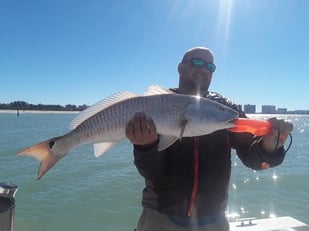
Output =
[{"x1": 126, "y1": 47, "x2": 293, "y2": 231}]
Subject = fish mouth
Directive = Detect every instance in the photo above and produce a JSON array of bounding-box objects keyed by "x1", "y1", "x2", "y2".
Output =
[{"x1": 226, "y1": 118, "x2": 238, "y2": 128}]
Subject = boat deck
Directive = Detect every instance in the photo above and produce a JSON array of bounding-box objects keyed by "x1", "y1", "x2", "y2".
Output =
[{"x1": 230, "y1": 216, "x2": 309, "y2": 231}]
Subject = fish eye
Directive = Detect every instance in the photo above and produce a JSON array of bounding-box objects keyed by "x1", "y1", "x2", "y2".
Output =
[{"x1": 219, "y1": 106, "x2": 226, "y2": 112}]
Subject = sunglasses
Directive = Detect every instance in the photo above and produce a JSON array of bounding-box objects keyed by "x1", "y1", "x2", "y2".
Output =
[{"x1": 187, "y1": 58, "x2": 216, "y2": 73}]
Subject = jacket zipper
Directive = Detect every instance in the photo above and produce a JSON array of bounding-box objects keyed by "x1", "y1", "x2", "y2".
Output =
[{"x1": 188, "y1": 136, "x2": 199, "y2": 216}]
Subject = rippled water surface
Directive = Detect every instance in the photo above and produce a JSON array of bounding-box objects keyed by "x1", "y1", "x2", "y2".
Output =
[{"x1": 0, "y1": 112, "x2": 308, "y2": 230}]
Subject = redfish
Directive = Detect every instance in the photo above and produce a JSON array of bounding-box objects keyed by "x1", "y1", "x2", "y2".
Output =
[{"x1": 18, "y1": 86, "x2": 240, "y2": 179}]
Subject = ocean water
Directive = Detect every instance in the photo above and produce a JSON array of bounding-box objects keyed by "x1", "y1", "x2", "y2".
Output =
[{"x1": 0, "y1": 112, "x2": 308, "y2": 231}]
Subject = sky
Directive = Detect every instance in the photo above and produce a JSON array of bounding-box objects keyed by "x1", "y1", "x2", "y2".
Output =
[{"x1": 1, "y1": 0, "x2": 308, "y2": 112}]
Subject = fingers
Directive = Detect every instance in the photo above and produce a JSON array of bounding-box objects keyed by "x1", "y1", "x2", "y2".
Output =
[
  {"x1": 126, "y1": 113, "x2": 158, "y2": 145},
  {"x1": 268, "y1": 117, "x2": 293, "y2": 135},
  {"x1": 262, "y1": 117, "x2": 293, "y2": 152}
]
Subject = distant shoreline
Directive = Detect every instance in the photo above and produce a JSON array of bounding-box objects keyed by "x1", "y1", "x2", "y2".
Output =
[
  {"x1": 1, "y1": 109, "x2": 308, "y2": 116},
  {"x1": 0, "y1": 109, "x2": 79, "y2": 114}
]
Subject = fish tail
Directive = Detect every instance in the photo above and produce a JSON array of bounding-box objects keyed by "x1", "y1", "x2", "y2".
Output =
[{"x1": 18, "y1": 136, "x2": 65, "y2": 180}]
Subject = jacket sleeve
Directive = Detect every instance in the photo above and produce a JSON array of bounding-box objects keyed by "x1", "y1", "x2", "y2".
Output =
[
  {"x1": 133, "y1": 140, "x2": 167, "y2": 180},
  {"x1": 232, "y1": 132, "x2": 286, "y2": 170},
  {"x1": 208, "y1": 92, "x2": 287, "y2": 170}
]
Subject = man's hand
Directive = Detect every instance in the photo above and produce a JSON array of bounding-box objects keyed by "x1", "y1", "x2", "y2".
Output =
[
  {"x1": 126, "y1": 113, "x2": 158, "y2": 145},
  {"x1": 262, "y1": 117, "x2": 293, "y2": 153}
]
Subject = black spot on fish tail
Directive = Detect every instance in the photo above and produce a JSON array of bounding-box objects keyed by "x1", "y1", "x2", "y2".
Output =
[{"x1": 49, "y1": 141, "x2": 55, "y2": 149}]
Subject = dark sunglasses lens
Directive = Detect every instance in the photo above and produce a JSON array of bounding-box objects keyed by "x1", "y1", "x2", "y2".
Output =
[
  {"x1": 191, "y1": 59, "x2": 216, "y2": 73},
  {"x1": 207, "y1": 63, "x2": 216, "y2": 73},
  {"x1": 191, "y1": 59, "x2": 206, "y2": 67}
]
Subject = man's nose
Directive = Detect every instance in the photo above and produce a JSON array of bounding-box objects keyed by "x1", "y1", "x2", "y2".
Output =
[{"x1": 201, "y1": 67, "x2": 211, "y2": 73}]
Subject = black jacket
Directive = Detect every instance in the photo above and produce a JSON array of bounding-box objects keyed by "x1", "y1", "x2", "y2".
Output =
[{"x1": 133, "y1": 91, "x2": 286, "y2": 217}]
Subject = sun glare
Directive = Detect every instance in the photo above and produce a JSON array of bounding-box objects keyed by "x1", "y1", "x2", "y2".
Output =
[{"x1": 216, "y1": 0, "x2": 235, "y2": 50}]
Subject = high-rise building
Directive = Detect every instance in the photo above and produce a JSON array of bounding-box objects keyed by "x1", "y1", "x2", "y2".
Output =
[
  {"x1": 244, "y1": 104, "x2": 256, "y2": 114},
  {"x1": 261, "y1": 105, "x2": 276, "y2": 114}
]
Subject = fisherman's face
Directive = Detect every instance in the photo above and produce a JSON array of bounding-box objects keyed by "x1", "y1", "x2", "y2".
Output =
[{"x1": 178, "y1": 49, "x2": 215, "y2": 95}]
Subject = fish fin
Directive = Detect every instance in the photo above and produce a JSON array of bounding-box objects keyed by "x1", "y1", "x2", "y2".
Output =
[
  {"x1": 144, "y1": 85, "x2": 174, "y2": 96},
  {"x1": 70, "y1": 91, "x2": 139, "y2": 129},
  {"x1": 179, "y1": 118, "x2": 188, "y2": 140},
  {"x1": 17, "y1": 136, "x2": 65, "y2": 180},
  {"x1": 93, "y1": 142, "x2": 116, "y2": 157},
  {"x1": 158, "y1": 136, "x2": 179, "y2": 151}
]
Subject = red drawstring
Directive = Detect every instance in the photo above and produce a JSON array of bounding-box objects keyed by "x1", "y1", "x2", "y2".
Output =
[{"x1": 188, "y1": 137, "x2": 199, "y2": 216}]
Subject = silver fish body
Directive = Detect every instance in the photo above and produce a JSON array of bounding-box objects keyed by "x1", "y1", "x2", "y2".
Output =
[
  {"x1": 59, "y1": 94, "x2": 238, "y2": 152},
  {"x1": 18, "y1": 87, "x2": 239, "y2": 179}
]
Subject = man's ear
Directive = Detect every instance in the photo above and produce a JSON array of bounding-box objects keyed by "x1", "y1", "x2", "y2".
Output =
[{"x1": 178, "y1": 63, "x2": 183, "y2": 74}]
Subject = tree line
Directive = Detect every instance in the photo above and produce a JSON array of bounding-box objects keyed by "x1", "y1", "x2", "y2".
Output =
[{"x1": 0, "y1": 101, "x2": 88, "y2": 111}]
